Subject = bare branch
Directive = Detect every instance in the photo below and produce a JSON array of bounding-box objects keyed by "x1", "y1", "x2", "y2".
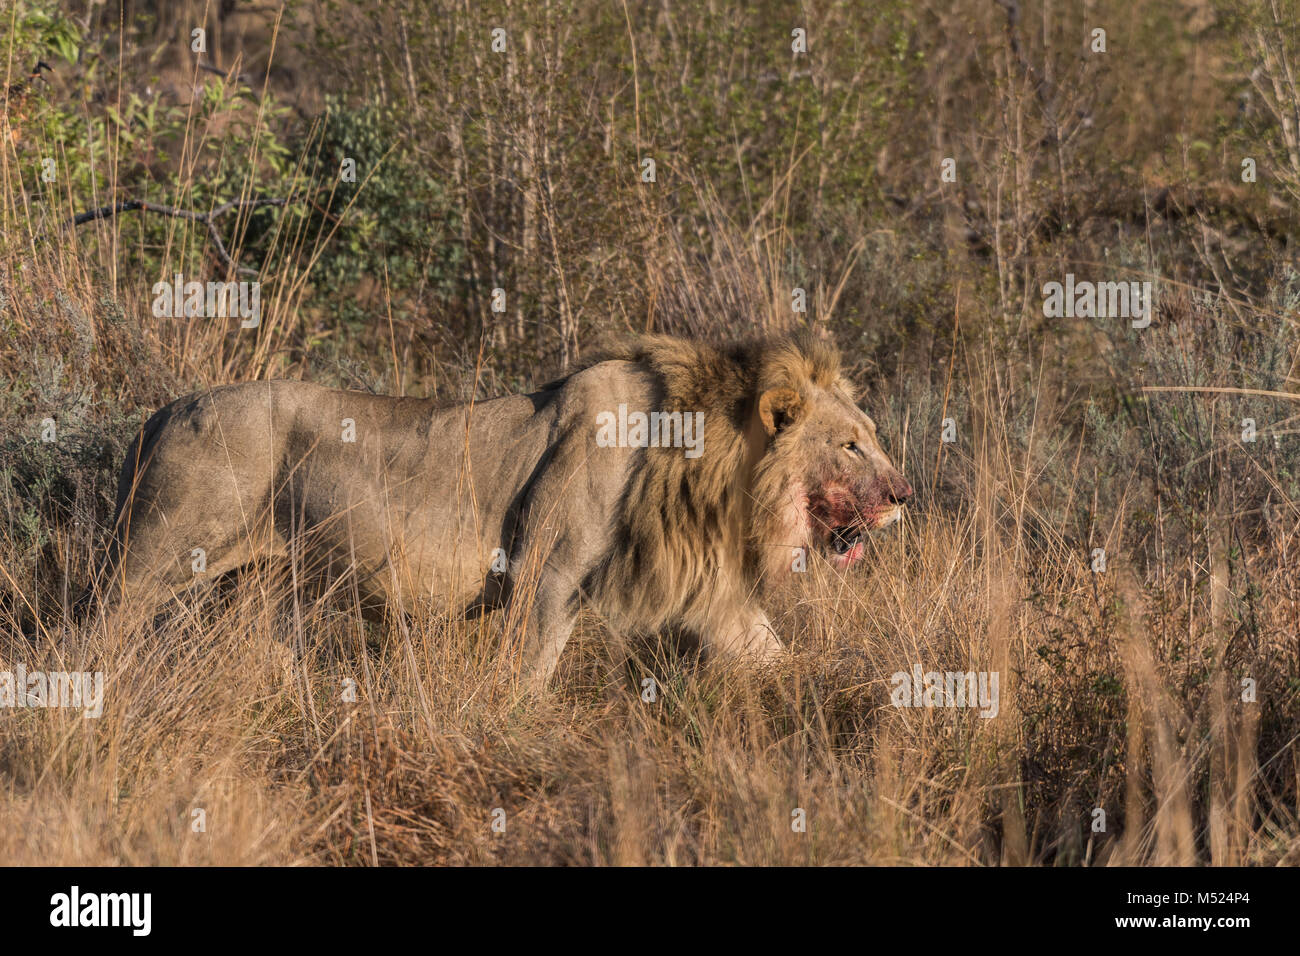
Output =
[
  {"x1": 67, "y1": 197, "x2": 297, "y2": 276},
  {"x1": 197, "y1": 61, "x2": 264, "y2": 88},
  {"x1": 993, "y1": 0, "x2": 1060, "y2": 141}
]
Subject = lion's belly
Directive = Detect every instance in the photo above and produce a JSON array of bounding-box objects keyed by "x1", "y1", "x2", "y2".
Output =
[{"x1": 278, "y1": 390, "x2": 557, "y2": 609}]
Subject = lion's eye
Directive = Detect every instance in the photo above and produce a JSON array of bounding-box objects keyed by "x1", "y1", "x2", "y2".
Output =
[{"x1": 842, "y1": 441, "x2": 862, "y2": 456}]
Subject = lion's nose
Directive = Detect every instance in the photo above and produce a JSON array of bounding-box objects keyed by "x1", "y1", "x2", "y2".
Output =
[{"x1": 884, "y1": 473, "x2": 913, "y2": 505}]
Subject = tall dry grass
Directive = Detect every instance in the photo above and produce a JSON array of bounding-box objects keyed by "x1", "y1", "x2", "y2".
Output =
[
  {"x1": 2, "y1": 249, "x2": 1296, "y2": 864},
  {"x1": 1, "y1": 0, "x2": 1298, "y2": 865}
]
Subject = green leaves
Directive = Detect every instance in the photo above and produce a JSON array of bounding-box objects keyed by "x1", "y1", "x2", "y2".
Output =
[
  {"x1": 296, "y1": 97, "x2": 465, "y2": 326},
  {"x1": 19, "y1": 4, "x2": 81, "y2": 65}
]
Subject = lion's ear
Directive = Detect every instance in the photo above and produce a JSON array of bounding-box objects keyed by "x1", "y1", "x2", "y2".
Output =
[{"x1": 758, "y1": 387, "x2": 804, "y2": 437}]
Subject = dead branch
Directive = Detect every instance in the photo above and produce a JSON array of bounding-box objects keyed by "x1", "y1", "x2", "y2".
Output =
[
  {"x1": 992, "y1": 0, "x2": 1060, "y2": 142},
  {"x1": 68, "y1": 196, "x2": 297, "y2": 276}
]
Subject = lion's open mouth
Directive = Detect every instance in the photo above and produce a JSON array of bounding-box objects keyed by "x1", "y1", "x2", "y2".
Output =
[
  {"x1": 830, "y1": 525, "x2": 862, "y2": 555},
  {"x1": 805, "y1": 480, "x2": 907, "y2": 567}
]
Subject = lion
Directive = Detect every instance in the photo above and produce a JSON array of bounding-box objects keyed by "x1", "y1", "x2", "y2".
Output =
[{"x1": 87, "y1": 332, "x2": 912, "y2": 688}]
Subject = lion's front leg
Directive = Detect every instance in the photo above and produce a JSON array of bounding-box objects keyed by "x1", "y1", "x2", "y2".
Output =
[
  {"x1": 506, "y1": 507, "x2": 598, "y2": 692},
  {"x1": 514, "y1": 578, "x2": 580, "y2": 692},
  {"x1": 689, "y1": 603, "x2": 784, "y2": 664}
]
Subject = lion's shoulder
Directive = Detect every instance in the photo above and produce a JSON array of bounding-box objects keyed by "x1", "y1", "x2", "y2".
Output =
[{"x1": 539, "y1": 359, "x2": 661, "y2": 420}]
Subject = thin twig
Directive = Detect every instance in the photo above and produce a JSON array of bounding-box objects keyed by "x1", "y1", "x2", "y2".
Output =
[
  {"x1": 1142, "y1": 385, "x2": 1300, "y2": 401},
  {"x1": 67, "y1": 196, "x2": 297, "y2": 276},
  {"x1": 992, "y1": 0, "x2": 1057, "y2": 135},
  {"x1": 198, "y1": 61, "x2": 257, "y2": 86}
]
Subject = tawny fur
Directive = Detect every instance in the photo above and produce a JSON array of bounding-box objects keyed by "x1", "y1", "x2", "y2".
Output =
[
  {"x1": 587, "y1": 332, "x2": 901, "y2": 643},
  {"x1": 88, "y1": 331, "x2": 910, "y2": 688}
]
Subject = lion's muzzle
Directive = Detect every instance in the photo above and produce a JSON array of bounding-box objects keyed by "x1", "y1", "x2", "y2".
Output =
[{"x1": 809, "y1": 470, "x2": 912, "y2": 566}]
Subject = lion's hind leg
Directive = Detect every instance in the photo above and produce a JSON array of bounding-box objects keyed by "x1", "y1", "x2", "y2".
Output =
[
  {"x1": 91, "y1": 516, "x2": 275, "y2": 628},
  {"x1": 88, "y1": 469, "x2": 279, "y2": 629}
]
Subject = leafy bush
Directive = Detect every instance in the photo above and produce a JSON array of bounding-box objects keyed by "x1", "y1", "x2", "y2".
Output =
[{"x1": 299, "y1": 97, "x2": 465, "y2": 326}]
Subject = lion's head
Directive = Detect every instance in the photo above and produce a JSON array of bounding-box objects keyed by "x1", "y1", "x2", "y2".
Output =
[
  {"x1": 747, "y1": 334, "x2": 913, "y2": 576},
  {"x1": 589, "y1": 331, "x2": 912, "y2": 635}
]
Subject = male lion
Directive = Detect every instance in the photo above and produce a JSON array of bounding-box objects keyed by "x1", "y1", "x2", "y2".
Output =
[{"x1": 89, "y1": 333, "x2": 912, "y2": 688}]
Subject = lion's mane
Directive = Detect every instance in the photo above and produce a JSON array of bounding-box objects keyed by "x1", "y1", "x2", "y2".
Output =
[{"x1": 585, "y1": 331, "x2": 854, "y2": 634}]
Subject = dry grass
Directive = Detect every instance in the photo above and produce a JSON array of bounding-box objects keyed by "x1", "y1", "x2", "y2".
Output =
[
  {"x1": 1, "y1": 302, "x2": 1295, "y2": 865},
  {"x1": 2, "y1": 0, "x2": 1299, "y2": 866}
]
